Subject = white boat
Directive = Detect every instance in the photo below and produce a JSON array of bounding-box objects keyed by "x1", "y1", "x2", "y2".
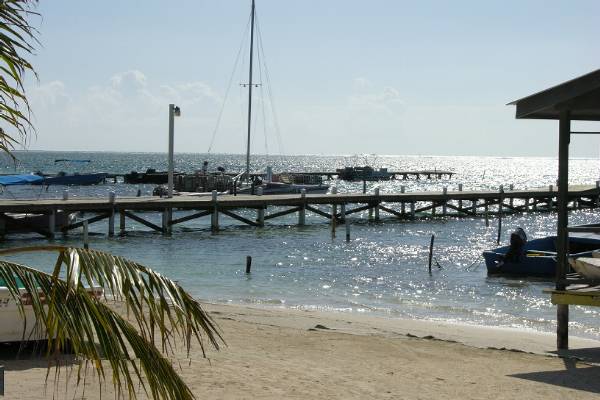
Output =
[
  {"x1": 568, "y1": 256, "x2": 600, "y2": 280},
  {"x1": 0, "y1": 282, "x2": 103, "y2": 343}
]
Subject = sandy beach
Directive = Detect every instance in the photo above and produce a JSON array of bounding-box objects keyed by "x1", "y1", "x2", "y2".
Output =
[{"x1": 2, "y1": 302, "x2": 600, "y2": 399}]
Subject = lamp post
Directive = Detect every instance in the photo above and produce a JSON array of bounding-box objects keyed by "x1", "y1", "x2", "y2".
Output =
[{"x1": 168, "y1": 104, "x2": 181, "y2": 198}]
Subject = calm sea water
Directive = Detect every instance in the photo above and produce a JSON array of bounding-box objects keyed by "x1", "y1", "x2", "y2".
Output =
[{"x1": 2, "y1": 151, "x2": 600, "y2": 339}]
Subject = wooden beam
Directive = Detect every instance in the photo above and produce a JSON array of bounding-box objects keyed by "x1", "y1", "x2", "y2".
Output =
[
  {"x1": 264, "y1": 206, "x2": 302, "y2": 221},
  {"x1": 551, "y1": 292, "x2": 600, "y2": 307},
  {"x1": 123, "y1": 211, "x2": 163, "y2": 232},
  {"x1": 220, "y1": 209, "x2": 260, "y2": 227},
  {"x1": 170, "y1": 210, "x2": 212, "y2": 226},
  {"x1": 305, "y1": 205, "x2": 332, "y2": 219},
  {"x1": 343, "y1": 204, "x2": 372, "y2": 216},
  {"x1": 61, "y1": 212, "x2": 111, "y2": 232}
]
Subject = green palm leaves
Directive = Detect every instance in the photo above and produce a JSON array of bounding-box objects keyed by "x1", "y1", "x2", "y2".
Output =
[
  {"x1": 0, "y1": 0, "x2": 38, "y2": 156},
  {"x1": 0, "y1": 246, "x2": 223, "y2": 400}
]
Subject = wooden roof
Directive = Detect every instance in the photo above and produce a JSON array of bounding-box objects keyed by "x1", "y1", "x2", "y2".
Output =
[{"x1": 508, "y1": 69, "x2": 600, "y2": 120}]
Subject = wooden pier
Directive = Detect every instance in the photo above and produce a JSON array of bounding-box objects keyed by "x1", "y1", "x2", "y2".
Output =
[
  {"x1": 0, "y1": 184, "x2": 598, "y2": 239},
  {"x1": 104, "y1": 169, "x2": 454, "y2": 183}
]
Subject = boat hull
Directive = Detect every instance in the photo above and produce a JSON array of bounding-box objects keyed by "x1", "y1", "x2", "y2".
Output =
[
  {"x1": 34, "y1": 173, "x2": 107, "y2": 186},
  {"x1": 238, "y1": 182, "x2": 330, "y2": 195},
  {"x1": 483, "y1": 235, "x2": 600, "y2": 277}
]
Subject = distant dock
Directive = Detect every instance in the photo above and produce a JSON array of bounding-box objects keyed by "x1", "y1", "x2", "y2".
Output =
[
  {"x1": 0, "y1": 184, "x2": 598, "y2": 239},
  {"x1": 103, "y1": 169, "x2": 455, "y2": 183}
]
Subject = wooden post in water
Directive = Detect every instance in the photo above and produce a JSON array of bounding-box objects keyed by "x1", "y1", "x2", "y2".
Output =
[
  {"x1": 119, "y1": 210, "x2": 126, "y2": 236},
  {"x1": 458, "y1": 183, "x2": 463, "y2": 211},
  {"x1": 299, "y1": 189, "x2": 306, "y2": 226},
  {"x1": 509, "y1": 184, "x2": 514, "y2": 208},
  {"x1": 484, "y1": 200, "x2": 489, "y2": 227},
  {"x1": 472, "y1": 199, "x2": 477, "y2": 214},
  {"x1": 497, "y1": 186, "x2": 504, "y2": 244},
  {"x1": 162, "y1": 208, "x2": 172, "y2": 236},
  {"x1": 108, "y1": 191, "x2": 115, "y2": 237},
  {"x1": 428, "y1": 234, "x2": 435, "y2": 274},
  {"x1": 549, "y1": 185, "x2": 554, "y2": 211},
  {"x1": 246, "y1": 256, "x2": 252, "y2": 274},
  {"x1": 83, "y1": 220, "x2": 89, "y2": 249},
  {"x1": 442, "y1": 187, "x2": 447, "y2": 216},
  {"x1": 48, "y1": 209, "x2": 56, "y2": 240},
  {"x1": 362, "y1": 179, "x2": 367, "y2": 194},
  {"x1": 374, "y1": 187, "x2": 380, "y2": 221},
  {"x1": 331, "y1": 187, "x2": 337, "y2": 238},
  {"x1": 345, "y1": 208, "x2": 351, "y2": 242},
  {"x1": 400, "y1": 186, "x2": 406, "y2": 215},
  {"x1": 211, "y1": 190, "x2": 219, "y2": 232},
  {"x1": 256, "y1": 187, "x2": 265, "y2": 226}
]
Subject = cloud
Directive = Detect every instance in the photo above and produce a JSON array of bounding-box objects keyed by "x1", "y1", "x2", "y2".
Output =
[{"x1": 25, "y1": 70, "x2": 225, "y2": 152}]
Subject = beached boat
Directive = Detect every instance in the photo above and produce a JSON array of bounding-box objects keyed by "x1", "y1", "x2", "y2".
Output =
[
  {"x1": 33, "y1": 172, "x2": 107, "y2": 186},
  {"x1": 483, "y1": 228, "x2": 600, "y2": 277},
  {"x1": 0, "y1": 278, "x2": 103, "y2": 343}
]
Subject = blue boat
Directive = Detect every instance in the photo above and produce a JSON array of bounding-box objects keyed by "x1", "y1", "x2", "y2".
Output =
[
  {"x1": 33, "y1": 172, "x2": 107, "y2": 186},
  {"x1": 0, "y1": 174, "x2": 43, "y2": 186},
  {"x1": 483, "y1": 228, "x2": 600, "y2": 277}
]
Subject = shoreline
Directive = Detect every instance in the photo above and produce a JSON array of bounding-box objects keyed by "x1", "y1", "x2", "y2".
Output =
[{"x1": 205, "y1": 302, "x2": 600, "y2": 357}]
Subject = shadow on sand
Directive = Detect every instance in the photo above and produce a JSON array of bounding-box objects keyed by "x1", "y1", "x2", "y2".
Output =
[
  {"x1": 0, "y1": 341, "x2": 76, "y2": 371},
  {"x1": 510, "y1": 348, "x2": 600, "y2": 394}
]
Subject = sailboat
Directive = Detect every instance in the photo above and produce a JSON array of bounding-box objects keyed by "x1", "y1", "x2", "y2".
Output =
[{"x1": 234, "y1": 0, "x2": 329, "y2": 195}]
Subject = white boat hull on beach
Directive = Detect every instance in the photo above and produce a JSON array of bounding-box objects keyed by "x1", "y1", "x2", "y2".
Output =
[
  {"x1": 0, "y1": 286, "x2": 103, "y2": 343},
  {"x1": 0, "y1": 287, "x2": 44, "y2": 342}
]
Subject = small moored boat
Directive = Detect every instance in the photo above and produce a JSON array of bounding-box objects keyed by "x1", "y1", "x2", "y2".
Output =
[{"x1": 483, "y1": 227, "x2": 600, "y2": 277}]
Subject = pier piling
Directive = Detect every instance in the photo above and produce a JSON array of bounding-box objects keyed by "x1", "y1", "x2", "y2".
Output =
[
  {"x1": 256, "y1": 187, "x2": 265, "y2": 226},
  {"x1": 48, "y1": 209, "x2": 55, "y2": 239},
  {"x1": 299, "y1": 189, "x2": 306, "y2": 225},
  {"x1": 428, "y1": 234, "x2": 435, "y2": 274},
  {"x1": 83, "y1": 220, "x2": 89, "y2": 249},
  {"x1": 246, "y1": 256, "x2": 252, "y2": 274},
  {"x1": 108, "y1": 191, "x2": 115, "y2": 237},
  {"x1": 374, "y1": 187, "x2": 380, "y2": 221},
  {"x1": 345, "y1": 212, "x2": 351, "y2": 242},
  {"x1": 119, "y1": 210, "x2": 126, "y2": 236},
  {"x1": 211, "y1": 190, "x2": 219, "y2": 232}
]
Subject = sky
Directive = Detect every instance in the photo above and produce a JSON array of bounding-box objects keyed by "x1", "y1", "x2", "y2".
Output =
[{"x1": 18, "y1": 0, "x2": 600, "y2": 157}]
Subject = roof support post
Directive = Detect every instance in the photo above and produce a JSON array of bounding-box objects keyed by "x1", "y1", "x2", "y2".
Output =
[{"x1": 556, "y1": 110, "x2": 570, "y2": 350}]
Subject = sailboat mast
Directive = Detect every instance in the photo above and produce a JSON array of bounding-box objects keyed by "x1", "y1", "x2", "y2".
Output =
[{"x1": 245, "y1": 0, "x2": 256, "y2": 180}]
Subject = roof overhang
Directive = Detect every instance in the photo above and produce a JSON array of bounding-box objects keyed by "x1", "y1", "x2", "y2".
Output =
[{"x1": 508, "y1": 69, "x2": 600, "y2": 121}]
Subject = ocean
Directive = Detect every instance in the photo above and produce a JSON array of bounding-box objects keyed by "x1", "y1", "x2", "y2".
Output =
[{"x1": 1, "y1": 151, "x2": 600, "y2": 339}]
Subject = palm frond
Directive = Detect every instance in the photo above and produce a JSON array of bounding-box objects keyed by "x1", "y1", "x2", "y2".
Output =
[
  {"x1": 0, "y1": 0, "x2": 39, "y2": 157},
  {"x1": 0, "y1": 246, "x2": 223, "y2": 400}
]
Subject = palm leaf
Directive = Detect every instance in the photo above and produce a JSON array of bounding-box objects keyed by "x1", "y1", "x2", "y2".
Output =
[
  {"x1": 0, "y1": 246, "x2": 223, "y2": 400},
  {"x1": 0, "y1": 0, "x2": 39, "y2": 158}
]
